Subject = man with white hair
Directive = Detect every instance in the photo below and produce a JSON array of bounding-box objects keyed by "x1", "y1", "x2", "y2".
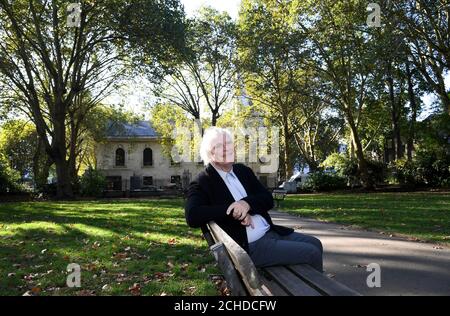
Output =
[{"x1": 185, "y1": 127, "x2": 323, "y2": 272}]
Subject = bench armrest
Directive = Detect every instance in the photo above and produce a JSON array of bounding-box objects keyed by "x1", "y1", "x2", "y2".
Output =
[{"x1": 207, "y1": 221, "x2": 272, "y2": 296}]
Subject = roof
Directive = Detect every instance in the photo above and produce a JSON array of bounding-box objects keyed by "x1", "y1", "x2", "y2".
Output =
[{"x1": 106, "y1": 121, "x2": 160, "y2": 139}]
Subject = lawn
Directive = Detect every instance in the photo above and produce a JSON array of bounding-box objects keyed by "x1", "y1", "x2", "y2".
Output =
[
  {"x1": 279, "y1": 192, "x2": 450, "y2": 245},
  {"x1": 0, "y1": 199, "x2": 220, "y2": 296}
]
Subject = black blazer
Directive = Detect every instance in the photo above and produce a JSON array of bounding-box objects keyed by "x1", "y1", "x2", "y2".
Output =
[{"x1": 185, "y1": 163, "x2": 293, "y2": 252}]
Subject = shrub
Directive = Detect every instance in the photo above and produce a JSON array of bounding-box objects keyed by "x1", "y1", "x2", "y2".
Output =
[
  {"x1": 321, "y1": 153, "x2": 359, "y2": 186},
  {"x1": 366, "y1": 159, "x2": 387, "y2": 185},
  {"x1": 390, "y1": 153, "x2": 450, "y2": 188},
  {"x1": 80, "y1": 168, "x2": 106, "y2": 197},
  {"x1": 415, "y1": 150, "x2": 450, "y2": 187},
  {"x1": 389, "y1": 159, "x2": 422, "y2": 187},
  {"x1": 302, "y1": 171, "x2": 347, "y2": 192},
  {"x1": 0, "y1": 159, "x2": 22, "y2": 194}
]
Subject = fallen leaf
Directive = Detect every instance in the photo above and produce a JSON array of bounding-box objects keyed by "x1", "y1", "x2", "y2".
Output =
[
  {"x1": 353, "y1": 264, "x2": 367, "y2": 269},
  {"x1": 76, "y1": 290, "x2": 96, "y2": 296},
  {"x1": 31, "y1": 287, "x2": 41, "y2": 295},
  {"x1": 84, "y1": 263, "x2": 97, "y2": 271},
  {"x1": 180, "y1": 263, "x2": 189, "y2": 272},
  {"x1": 184, "y1": 286, "x2": 197, "y2": 295},
  {"x1": 113, "y1": 252, "x2": 128, "y2": 260},
  {"x1": 154, "y1": 272, "x2": 174, "y2": 282},
  {"x1": 168, "y1": 238, "x2": 177, "y2": 246},
  {"x1": 128, "y1": 283, "x2": 141, "y2": 296}
]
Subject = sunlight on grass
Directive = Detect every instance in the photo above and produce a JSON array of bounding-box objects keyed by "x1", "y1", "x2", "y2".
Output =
[
  {"x1": 280, "y1": 192, "x2": 450, "y2": 244},
  {"x1": 0, "y1": 199, "x2": 220, "y2": 296}
]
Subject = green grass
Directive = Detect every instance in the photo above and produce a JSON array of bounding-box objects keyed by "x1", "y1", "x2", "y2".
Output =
[
  {"x1": 0, "y1": 199, "x2": 220, "y2": 296},
  {"x1": 279, "y1": 192, "x2": 450, "y2": 244}
]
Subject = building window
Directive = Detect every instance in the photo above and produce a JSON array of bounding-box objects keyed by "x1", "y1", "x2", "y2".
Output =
[
  {"x1": 171, "y1": 175, "x2": 181, "y2": 185},
  {"x1": 143, "y1": 148, "x2": 153, "y2": 166},
  {"x1": 115, "y1": 148, "x2": 125, "y2": 167},
  {"x1": 143, "y1": 176, "x2": 153, "y2": 186},
  {"x1": 106, "y1": 176, "x2": 122, "y2": 191}
]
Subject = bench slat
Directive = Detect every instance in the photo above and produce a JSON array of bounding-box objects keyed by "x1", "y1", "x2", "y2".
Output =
[
  {"x1": 258, "y1": 271, "x2": 289, "y2": 296},
  {"x1": 288, "y1": 264, "x2": 361, "y2": 296},
  {"x1": 264, "y1": 266, "x2": 322, "y2": 296}
]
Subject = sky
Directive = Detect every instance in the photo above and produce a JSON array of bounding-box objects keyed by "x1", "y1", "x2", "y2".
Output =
[{"x1": 180, "y1": 0, "x2": 241, "y2": 19}]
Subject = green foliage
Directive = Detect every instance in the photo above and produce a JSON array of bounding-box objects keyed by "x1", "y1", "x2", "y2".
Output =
[
  {"x1": 366, "y1": 159, "x2": 387, "y2": 185},
  {"x1": 390, "y1": 153, "x2": 450, "y2": 188},
  {"x1": 389, "y1": 159, "x2": 420, "y2": 187},
  {"x1": 116, "y1": 0, "x2": 187, "y2": 79},
  {"x1": 80, "y1": 168, "x2": 107, "y2": 197},
  {"x1": 302, "y1": 172, "x2": 347, "y2": 192},
  {"x1": 321, "y1": 153, "x2": 359, "y2": 185},
  {"x1": 0, "y1": 156, "x2": 22, "y2": 194},
  {"x1": 0, "y1": 120, "x2": 38, "y2": 179},
  {"x1": 150, "y1": 103, "x2": 204, "y2": 163},
  {"x1": 391, "y1": 114, "x2": 450, "y2": 188}
]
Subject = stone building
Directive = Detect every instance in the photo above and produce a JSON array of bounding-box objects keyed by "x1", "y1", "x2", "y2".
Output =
[{"x1": 95, "y1": 121, "x2": 278, "y2": 192}]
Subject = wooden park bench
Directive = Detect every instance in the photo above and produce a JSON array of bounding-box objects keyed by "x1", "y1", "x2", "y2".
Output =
[{"x1": 202, "y1": 221, "x2": 361, "y2": 296}]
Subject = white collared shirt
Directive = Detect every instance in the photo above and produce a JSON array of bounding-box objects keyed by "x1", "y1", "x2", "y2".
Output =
[{"x1": 212, "y1": 164, "x2": 270, "y2": 243}]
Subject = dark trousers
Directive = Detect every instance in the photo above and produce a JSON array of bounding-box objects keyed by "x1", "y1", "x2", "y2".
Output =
[{"x1": 248, "y1": 229, "x2": 323, "y2": 272}]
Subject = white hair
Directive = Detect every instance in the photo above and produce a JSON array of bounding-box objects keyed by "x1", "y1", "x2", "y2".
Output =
[{"x1": 200, "y1": 127, "x2": 233, "y2": 166}]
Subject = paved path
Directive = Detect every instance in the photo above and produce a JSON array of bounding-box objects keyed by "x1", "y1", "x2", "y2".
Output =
[{"x1": 269, "y1": 210, "x2": 450, "y2": 296}]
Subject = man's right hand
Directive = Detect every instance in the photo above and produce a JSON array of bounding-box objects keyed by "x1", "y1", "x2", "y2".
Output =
[{"x1": 241, "y1": 214, "x2": 254, "y2": 229}]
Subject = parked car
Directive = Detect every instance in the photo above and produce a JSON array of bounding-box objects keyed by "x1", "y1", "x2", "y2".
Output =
[{"x1": 279, "y1": 172, "x2": 310, "y2": 193}]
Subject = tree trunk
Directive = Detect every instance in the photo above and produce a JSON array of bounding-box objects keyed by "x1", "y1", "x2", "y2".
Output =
[
  {"x1": 52, "y1": 105, "x2": 73, "y2": 199},
  {"x1": 283, "y1": 122, "x2": 292, "y2": 181},
  {"x1": 33, "y1": 137, "x2": 52, "y2": 192},
  {"x1": 346, "y1": 110, "x2": 373, "y2": 189},
  {"x1": 54, "y1": 157, "x2": 73, "y2": 199},
  {"x1": 387, "y1": 63, "x2": 403, "y2": 160},
  {"x1": 406, "y1": 63, "x2": 417, "y2": 161},
  {"x1": 211, "y1": 113, "x2": 217, "y2": 127}
]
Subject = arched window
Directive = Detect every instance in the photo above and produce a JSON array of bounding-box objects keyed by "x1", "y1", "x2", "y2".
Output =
[
  {"x1": 143, "y1": 148, "x2": 153, "y2": 166},
  {"x1": 115, "y1": 148, "x2": 125, "y2": 167}
]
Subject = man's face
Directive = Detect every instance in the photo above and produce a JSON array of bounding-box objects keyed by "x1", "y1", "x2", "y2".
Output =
[{"x1": 210, "y1": 133, "x2": 235, "y2": 164}]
